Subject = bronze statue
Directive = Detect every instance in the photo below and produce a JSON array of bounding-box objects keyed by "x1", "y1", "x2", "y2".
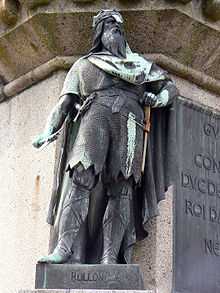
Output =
[{"x1": 33, "y1": 9, "x2": 179, "y2": 264}]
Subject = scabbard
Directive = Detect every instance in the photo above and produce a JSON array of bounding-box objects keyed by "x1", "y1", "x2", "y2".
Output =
[{"x1": 141, "y1": 107, "x2": 151, "y2": 173}]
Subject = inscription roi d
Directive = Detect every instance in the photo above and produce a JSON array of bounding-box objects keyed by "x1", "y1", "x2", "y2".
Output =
[{"x1": 185, "y1": 199, "x2": 220, "y2": 224}]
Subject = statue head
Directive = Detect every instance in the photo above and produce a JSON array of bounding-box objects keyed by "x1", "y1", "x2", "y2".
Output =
[{"x1": 89, "y1": 9, "x2": 127, "y2": 58}]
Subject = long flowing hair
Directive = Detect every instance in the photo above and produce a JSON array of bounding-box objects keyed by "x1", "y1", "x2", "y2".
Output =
[{"x1": 88, "y1": 21, "x2": 105, "y2": 54}]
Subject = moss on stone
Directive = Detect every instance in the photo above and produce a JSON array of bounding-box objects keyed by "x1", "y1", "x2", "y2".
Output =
[{"x1": 31, "y1": 14, "x2": 58, "y2": 54}]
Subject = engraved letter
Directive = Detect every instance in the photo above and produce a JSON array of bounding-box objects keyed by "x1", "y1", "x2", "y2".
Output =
[
  {"x1": 207, "y1": 180, "x2": 216, "y2": 196},
  {"x1": 203, "y1": 155, "x2": 212, "y2": 170},
  {"x1": 181, "y1": 172, "x2": 190, "y2": 188},
  {"x1": 194, "y1": 154, "x2": 203, "y2": 169},
  {"x1": 193, "y1": 203, "x2": 203, "y2": 217},
  {"x1": 198, "y1": 178, "x2": 207, "y2": 194},
  {"x1": 185, "y1": 200, "x2": 193, "y2": 216},
  {"x1": 205, "y1": 239, "x2": 213, "y2": 255},
  {"x1": 209, "y1": 207, "x2": 217, "y2": 222},
  {"x1": 214, "y1": 241, "x2": 220, "y2": 256}
]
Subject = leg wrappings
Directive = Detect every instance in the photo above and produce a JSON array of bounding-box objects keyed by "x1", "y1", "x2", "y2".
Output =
[
  {"x1": 55, "y1": 165, "x2": 96, "y2": 262},
  {"x1": 101, "y1": 180, "x2": 134, "y2": 264}
]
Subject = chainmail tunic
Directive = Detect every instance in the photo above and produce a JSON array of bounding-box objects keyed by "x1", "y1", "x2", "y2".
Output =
[{"x1": 61, "y1": 57, "x2": 146, "y2": 183}]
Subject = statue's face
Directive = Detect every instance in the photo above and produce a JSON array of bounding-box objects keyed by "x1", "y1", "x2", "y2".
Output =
[
  {"x1": 102, "y1": 16, "x2": 123, "y2": 36},
  {"x1": 101, "y1": 16, "x2": 126, "y2": 58}
]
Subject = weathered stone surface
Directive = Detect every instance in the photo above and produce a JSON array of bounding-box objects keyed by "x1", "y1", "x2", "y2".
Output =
[
  {"x1": 18, "y1": 289, "x2": 153, "y2": 293},
  {"x1": 72, "y1": 0, "x2": 96, "y2": 2},
  {"x1": 133, "y1": 189, "x2": 173, "y2": 293},
  {"x1": 0, "y1": 0, "x2": 19, "y2": 25},
  {"x1": 0, "y1": 71, "x2": 65, "y2": 293},
  {"x1": 35, "y1": 264, "x2": 145, "y2": 290},
  {"x1": 203, "y1": 0, "x2": 220, "y2": 21},
  {"x1": 166, "y1": 0, "x2": 191, "y2": 3},
  {"x1": 0, "y1": 9, "x2": 219, "y2": 86},
  {"x1": 0, "y1": 0, "x2": 218, "y2": 93},
  {"x1": 18, "y1": 0, "x2": 52, "y2": 9}
]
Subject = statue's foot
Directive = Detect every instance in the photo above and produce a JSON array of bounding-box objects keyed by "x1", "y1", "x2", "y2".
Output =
[
  {"x1": 38, "y1": 252, "x2": 69, "y2": 264},
  {"x1": 101, "y1": 256, "x2": 117, "y2": 264}
]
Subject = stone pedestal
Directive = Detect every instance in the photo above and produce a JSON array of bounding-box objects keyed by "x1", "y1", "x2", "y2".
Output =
[{"x1": 35, "y1": 264, "x2": 144, "y2": 290}]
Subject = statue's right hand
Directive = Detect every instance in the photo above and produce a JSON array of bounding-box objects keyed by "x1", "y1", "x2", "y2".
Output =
[
  {"x1": 143, "y1": 92, "x2": 157, "y2": 107},
  {"x1": 32, "y1": 134, "x2": 48, "y2": 149}
]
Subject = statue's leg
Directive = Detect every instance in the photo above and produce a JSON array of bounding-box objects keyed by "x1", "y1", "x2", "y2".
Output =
[
  {"x1": 38, "y1": 164, "x2": 96, "y2": 264},
  {"x1": 101, "y1": 179, "x2": 133, "y2": 264}
]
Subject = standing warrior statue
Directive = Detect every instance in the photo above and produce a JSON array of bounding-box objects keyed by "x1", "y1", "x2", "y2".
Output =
[{"x1": 33, "y1": 9, "x2": 179, "y2": 264}]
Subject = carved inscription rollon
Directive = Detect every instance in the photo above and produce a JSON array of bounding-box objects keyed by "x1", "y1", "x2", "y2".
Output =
[{"x1": 71, "y1": 271, "x2": 119, "y2": 282}]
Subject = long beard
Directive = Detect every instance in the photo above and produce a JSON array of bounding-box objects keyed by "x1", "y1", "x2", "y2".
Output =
[{"x1": 101, "y1": 29, "x2": 127, "y2": 58}]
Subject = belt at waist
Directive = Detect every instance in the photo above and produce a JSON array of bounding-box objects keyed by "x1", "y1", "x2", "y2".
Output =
[
  {"x1": 94, "y1": 87, "x2": 140, "y2": 103},
  {"x1": 75, "y1": 89, "x2": 143, "y2": 122},
  {"x1": 93, "y1": 100, "x2": 145, "y2": 130},
  {"x1": 95, "y1": 89, "x2": 141, "y2": 114}
]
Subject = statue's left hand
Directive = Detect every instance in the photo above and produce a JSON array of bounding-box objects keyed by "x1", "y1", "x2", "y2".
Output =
[{"x1": 32, "y1": 134, "x2": 48, "y2": 149}]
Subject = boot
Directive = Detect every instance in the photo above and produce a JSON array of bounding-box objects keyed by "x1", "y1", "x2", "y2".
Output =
[
  {"x1": 38, "y1": 183, "x2": 90, "y2": 264},
  {"x1": 100, "y1": 179, "x2": 135, "y2": 264},
  {"x1": 101, "y1": 196, "x2": 131, "y2": 264}
]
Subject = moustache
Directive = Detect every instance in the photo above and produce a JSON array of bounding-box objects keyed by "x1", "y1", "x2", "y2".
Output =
[{"x1": 101, "y1": 29, "x2": 127, "y2": 58}]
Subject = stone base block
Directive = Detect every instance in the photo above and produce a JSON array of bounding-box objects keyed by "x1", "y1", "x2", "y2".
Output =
[{"x1": 35, "y1": 264, "x2": 145, "y2": 290}]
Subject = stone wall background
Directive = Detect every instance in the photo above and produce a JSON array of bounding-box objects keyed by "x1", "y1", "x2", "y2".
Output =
[{"x1": 0, "y1": 71, "x2": 65, "y2": 293}]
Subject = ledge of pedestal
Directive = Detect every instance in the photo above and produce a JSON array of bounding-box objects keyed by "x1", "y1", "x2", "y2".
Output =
[{"x1": 18, "y1": 289, "x2": 156, "y2": 293}]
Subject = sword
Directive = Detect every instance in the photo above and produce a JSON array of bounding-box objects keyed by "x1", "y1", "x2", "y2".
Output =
[
  {"x1": 141, "y1": 106, "x2": 151, "y2": 173},
  {"x1": 36, "y1": 103, "x2": 81, "y2": 152},
  {"x1": 37, "y1": 128, "x2": 62, "y2": 151}
]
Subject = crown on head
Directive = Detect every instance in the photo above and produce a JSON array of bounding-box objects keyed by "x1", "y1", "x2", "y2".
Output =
[{"x1": 92, "y1": 9, "x2": 123, "y2": 28}]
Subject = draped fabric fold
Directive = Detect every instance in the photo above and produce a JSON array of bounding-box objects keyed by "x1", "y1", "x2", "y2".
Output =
[{"x1": 134, "y1": 100, "x2": 177, "y2": 242}]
